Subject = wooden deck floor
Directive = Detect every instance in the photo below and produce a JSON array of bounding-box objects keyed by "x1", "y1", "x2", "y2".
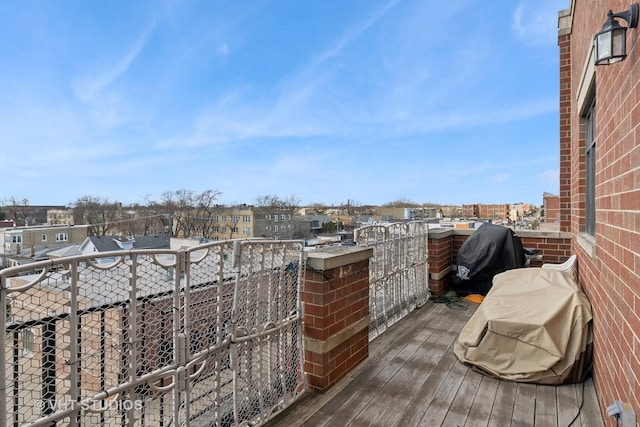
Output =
[{"x1": 268, "y1": 300, "x2": 604, "y2": 427}]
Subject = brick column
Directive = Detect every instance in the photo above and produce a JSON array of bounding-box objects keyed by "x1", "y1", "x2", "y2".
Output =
[
  {"x1": 558, "y1": 13, "x2": 572, "y2": 233},
  {"x1": 427, "y1": 229, "x2": 454, "y2": 296},
  {"x1": 302, "y1": 247, "x2": 372, "y2": 392}
]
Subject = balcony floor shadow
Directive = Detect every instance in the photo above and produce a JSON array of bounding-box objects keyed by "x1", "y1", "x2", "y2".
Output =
[{"x1": 267, "y1": 300, "x2": 604, "y2": 427}]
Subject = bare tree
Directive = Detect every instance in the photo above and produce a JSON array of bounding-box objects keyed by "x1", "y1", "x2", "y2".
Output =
[
  {"x1": 1, "y1": 197, "x2": 30, "y2": 226},
  {"x1": 382, "y1": 199, "x2": 419, "y2": 208},
  {"x1": 255, "y1": 194, "x2": 300, "y2": 210},
  {"x1": 307, "y1": 203, "x2": 329, "y2": 215},
  {"x1": 339, "y1": 199, "x2": 365, "y2": 216},
  {"x1": 156, "y1": 189, "x2": 222, "y2": 238},
  {"x1": 72, "y1": 196, "x2": 120, "y2": 236},
  {"x1": 119, "y1": 203, "x2": 171, "y2": 236}
]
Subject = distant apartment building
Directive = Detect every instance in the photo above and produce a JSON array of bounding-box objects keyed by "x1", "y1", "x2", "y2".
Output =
[
  {"x1": 462, "y1": 204, "x2": 510, "y2": 219},
  {"x1": 0, "y1": 225, "x2": 90, "y2": 256},
  {"x1": 175, "y1": 205, "x2": 302, "y2": 241},
  {"x1": 47, "y1": 209, "x2": 74, "y2": 225},
  {"x1": 541, "y1": 192, "x2": 560, "y2": 224},
  {"x1": 252, "y1": 206, "x2": 299, "y2": 240},
  {"x1": 1, "y1": 205, "x2": 67, "y2": 226},
  {"x1": 375, "y1": 206, "x2": 439, "y2": 221}
]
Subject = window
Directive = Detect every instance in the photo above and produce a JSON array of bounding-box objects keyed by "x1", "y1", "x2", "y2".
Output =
[
  {"x1": 281, "y1": 215, "x2": 286, "y2": 221},
  {"x1": 12, "y1": 235, "x2": 22, "y2": 244},
  {"x1": 212, "y1": 215, "x2": 218, "y2": 222},
  {"x1": 274, "y1": 225, "x2": 279, "y2": 232},
  {"x1": 222, "y1": 216, "x2": 226, "y2": 222},
  {"x1": 231, "y1": 226, "x2": 238, "y2": 233},
  {"x1": 585, "y1": 100, "x2": 596, "y2": 236},
  {"x1": 56, "y1": 233, "x2": 68, "y2": 242},
  {"x1": 22, "y1": 328, "x2": 34, "y2": 357},
  {"x1": 231, "y1": 215, "x2": 238, "y2": 222},
  {"x1": 242, "y1": 227, "x2": 250, "y2": 235},
  {"x1": 41, "y1": 234, "x2": 47, "y2": 242},
  {"x1": 242, "y1": 216, "x2": 251, "y2": 223}
]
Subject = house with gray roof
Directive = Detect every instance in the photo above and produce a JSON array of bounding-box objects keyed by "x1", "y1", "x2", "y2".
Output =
[{"x1": 79, "y1": 234, "x2": 170, "y2": 263}]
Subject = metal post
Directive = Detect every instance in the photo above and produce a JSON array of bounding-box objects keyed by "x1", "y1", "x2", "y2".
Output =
[
  {"x1": 13, "y1": 330, "x2": 19, "y2": 427},
  {"x1": 100, "y1": 311, "x2": 106, "y2": 426},
  {"x1": 42, "y1": 321, "x2": 56, "y2": 423}
]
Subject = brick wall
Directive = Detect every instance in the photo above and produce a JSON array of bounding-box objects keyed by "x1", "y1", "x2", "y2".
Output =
[
  {"x1": 564, "y1": 2, "x2": 640, "y2": 423},
  {"x1": 427, "y1": 229, "x2": 454, "y2": 296},
  {"x1": 518, "y1": 234, "x2": 572, "y2": 267},
  {"x1": 543, "y1": 194, "x2": 561, "y2": 224},
  {"x1": 428, "y1": 229, "x2": 572, "y2": 295},
  {"x1": 558, "y1": 18, "x2": 572, "y2": 233},
  {"x1": 302, "y1": 248, "x2": 372, "y2": 392}
]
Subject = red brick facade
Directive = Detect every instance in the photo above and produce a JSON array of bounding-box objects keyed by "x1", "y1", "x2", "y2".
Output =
[
  {"x1": 543, "y1": 193, "x2": 561, "y2": 224},
  {"x1": 302, "y1": 250, "x2": 371, "y2": 392},
  {"x1": 561, "y1": 1, "x2": 640, "y2": 423},
  {"x1": 462, "y1": 204, "x2": 510, "y2": 219}
]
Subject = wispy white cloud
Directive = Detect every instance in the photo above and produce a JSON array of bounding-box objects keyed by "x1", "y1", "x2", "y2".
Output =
[
  {"x1": 153, "y1": 0, "x2": 401, "y2": 149},
  {"x1": 73, "y1": 19, "x2": 156, "y2": 103},
  {"x1": 312, "y1": 0, "x2": 399, "y2": 64},
  {"x1": 512, "y1": 1, "x2": 565, "y2": 46},
  {"x1": 538, "y1": 168, "x2": 559, "y2": 183}
]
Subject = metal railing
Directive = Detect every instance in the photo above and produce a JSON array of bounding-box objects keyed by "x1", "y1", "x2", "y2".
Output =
[
  {"x1": 1, "y1": 239, "x2": 306, "y2": 427},
  {"x1": 355, "y1": 221, "x2": 430, "y2": 340}
]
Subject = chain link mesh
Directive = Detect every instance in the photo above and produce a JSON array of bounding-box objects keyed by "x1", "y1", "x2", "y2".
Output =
[
  {"x1": 1, "y1": 239, "x2": 305, "y2": 426},
  {"x1": 355, "y1": 221, "x2": 430, "y2": 340}
]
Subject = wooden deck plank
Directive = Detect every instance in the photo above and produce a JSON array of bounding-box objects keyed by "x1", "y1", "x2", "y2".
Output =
[
  {"x1": 367, "y1": 308, "x2": 473, "y2": 426},
  {"x1": 395, "y1": 346, "x2": 461, "y2": 426},
  {"x1": 265, "y1": 301, "x2": 605, "y2": 427},
  {"x1": 299, "y1": 303, "x2": 460, "y2": 426},
  {"x1": 362, "y1": 325, "x2": 465, "y2": 425},
  {"x1": 487, "y1": 380, "x2": 517, "y2": 427},
  {"x1": 578, "y1": 377, "x2": 605, "y2": 427},
  {"x1": 535, "y1": 385, "x2": 558, "y2": 426},
  {"x1": 463, "y1": 375, "x2": 500, "y2": 427},
  {"x1": 328, "y1": 305, "x2": 463, "y2": 426},
  {"x1": 511, "y1": 383, "x2": 537, "y2": 426},
  {"x1": 556, "y1": 383, "x2": 581, "y2": 426},
  {"x1": 416, "y1": 353, "x2": 470, "y2": 426},
  {"x1": 393, "y1": 339, "x2": 468, "y2": 426},
  {"x1": 440, "y1": 369, "x2": 484, "y2": 427}
]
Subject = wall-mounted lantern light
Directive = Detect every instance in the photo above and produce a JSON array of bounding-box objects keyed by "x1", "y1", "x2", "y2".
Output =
[{"x1": 594, "y1": 3, "x2": 639, "y2": 65}]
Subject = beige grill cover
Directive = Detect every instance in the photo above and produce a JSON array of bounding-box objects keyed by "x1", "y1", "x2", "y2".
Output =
[{"x1": 454, "y1": 268, "x2": 593, "y2": 384}]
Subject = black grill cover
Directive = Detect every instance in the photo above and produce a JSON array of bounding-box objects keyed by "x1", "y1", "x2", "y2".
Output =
[{"x1": 451, "y1": 223, "x2": 526, "y2": 296}]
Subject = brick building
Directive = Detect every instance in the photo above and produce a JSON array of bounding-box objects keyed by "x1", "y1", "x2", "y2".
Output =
[
  {"x1": 461, "y1": 203, "x2": 510, "y2": 220},
  {"x1": 542, "y1": 192, "x2": 560, "y2": 224},
  {"x1": 559, "y1": 1, "x2": 640, "y2": 421}
]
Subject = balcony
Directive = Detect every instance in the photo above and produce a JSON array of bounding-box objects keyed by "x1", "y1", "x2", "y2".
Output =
[
  {"x1": 0, "y1": 223, "x2": 604, "y2": 426},
  {"x1": 268, "y1": 297, "x2": 603, "y2": 427}
]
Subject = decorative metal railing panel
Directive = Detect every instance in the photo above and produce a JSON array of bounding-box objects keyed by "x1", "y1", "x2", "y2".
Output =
[
  {"x1": 355, "y1": 221, "x2": 430, "y2": 340},
  {"x1": 0, "y1": 239, "x2": 305, "y2": 426}
]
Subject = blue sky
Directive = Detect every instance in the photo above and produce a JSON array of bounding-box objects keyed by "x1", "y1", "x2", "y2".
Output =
[{"x1": 1, "y1": 0, "x2": 567, "y2": 207}]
